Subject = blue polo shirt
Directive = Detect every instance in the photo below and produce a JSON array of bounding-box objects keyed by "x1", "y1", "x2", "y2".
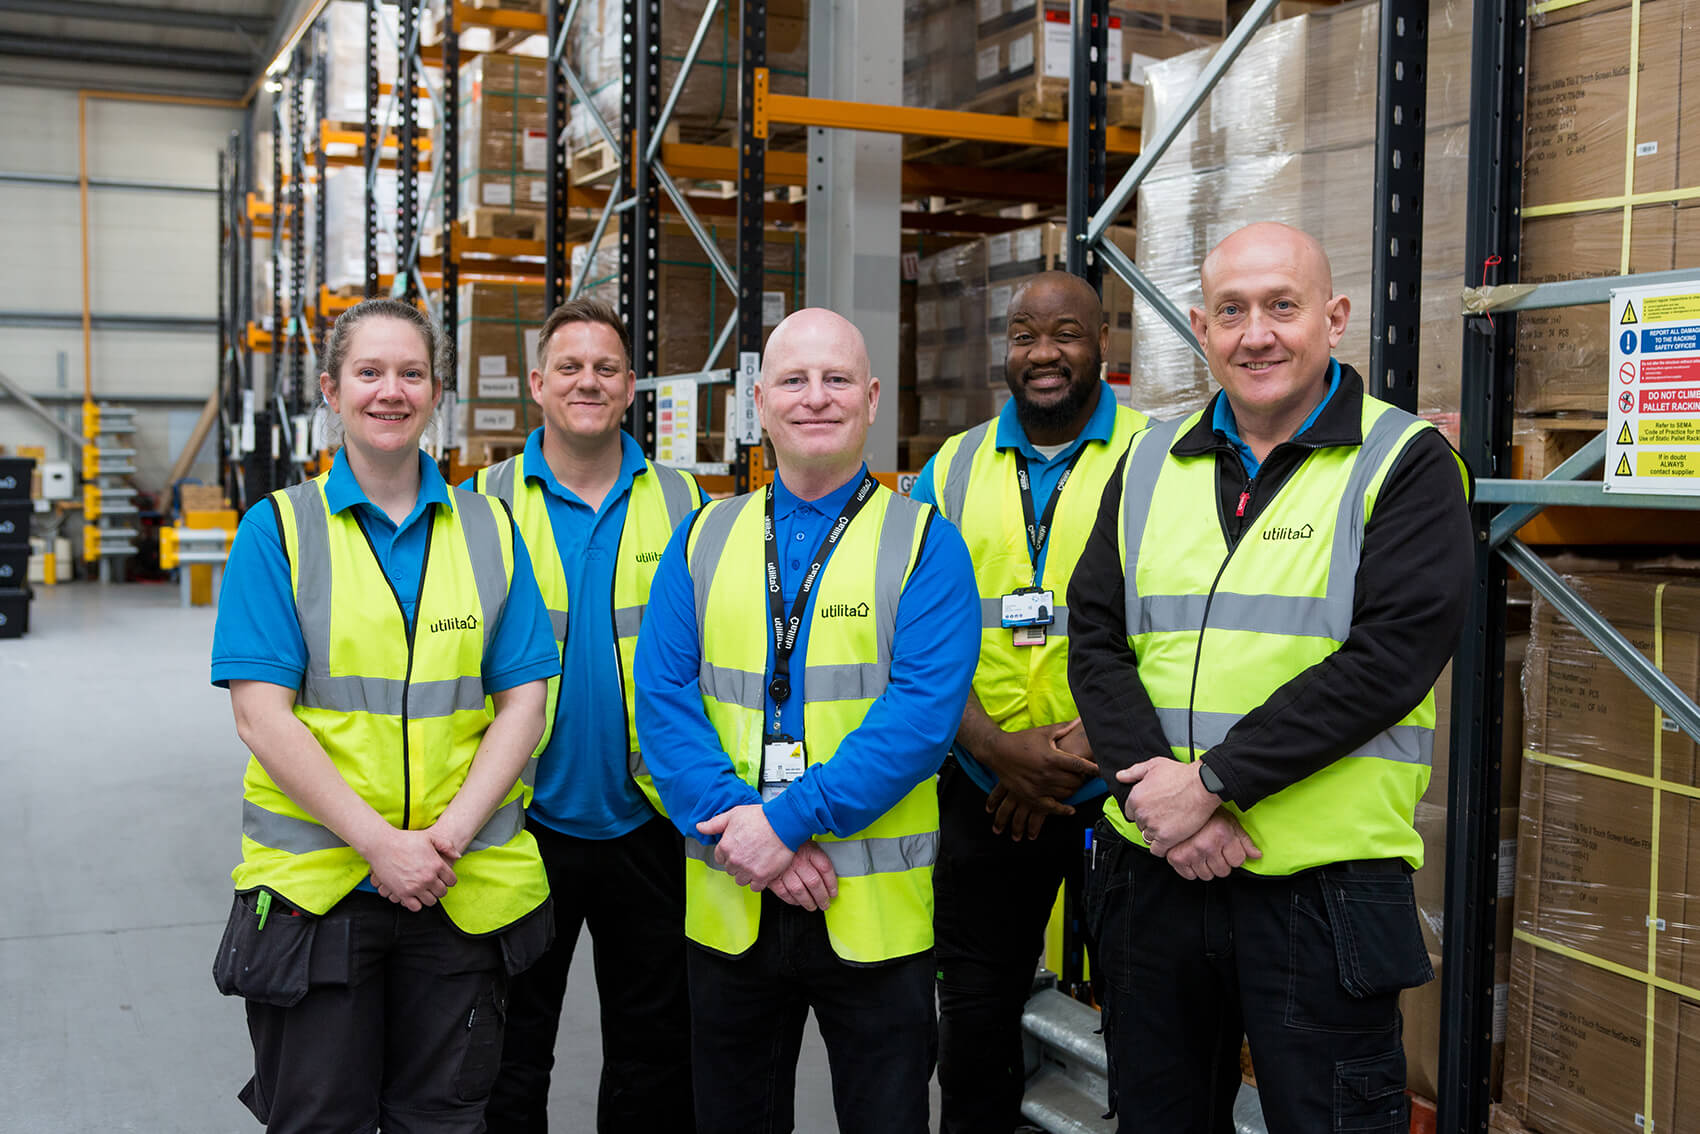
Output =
[
  {"x1": 461, "y1": 428, "x2": 707, "y2": 840},
  {"x1": 912, "y1": 380, "x2": 1122, "y2": 807},
  {"x1": 634, "y1": 464, "x2": 982, "y2": 851},
  {"x1": 1212, "y1": 358, "x2": 1342, "y2": 477}
]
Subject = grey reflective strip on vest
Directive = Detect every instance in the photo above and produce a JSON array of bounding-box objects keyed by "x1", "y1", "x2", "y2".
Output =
[
  {"x1": 688, "y1": 495, "x2": 756, "y2": 645},
  {"x1": 1120, "y1": 418, "x2": 1189, "y2": 633},
  {"x1": 483, "y1": 455, "x2": 519, "y2": 505},
  {"x1": 940, "y1": 421, "x2": 993, "y2": 523},
  {"x1": 243, "y1": 795, "x2": 525, "y2": 855},
  {"x1": 453, "y1": 486, "x2": 511, "y2": 657},
  {"x1": 701, "y1": 662, "x2": 767, "y2": 711},
  {"x1": 1154, "y1": 706, "x2": 1434, "y2": 767},
  {"x1": 979, "y1": 596, "x2": 1069, "y2": 637},
  {"x1": 613, "y1": 604, "x2": 645, "y2": 640},
  {"x1": 872, "y1": 494, "x2": 925, "y2": 667},
  {"x1": 284, "y1": 481, "x2": 334, "y2": 667},
  {"x1": 548, "y1": 608, "x2": 569, "y2": 644},
  {"x1": 630, "y1": 749, "x2": 649, "y2": 778},
  {"x1": 299, "y1": 673, "x2": 486, "y2": 717},
  {"x1": 653, "y1": 462, "x2": 698, "y2": 527},
  {"x1": 685, "y1": 830, "x2": 938, "y2": 878}
]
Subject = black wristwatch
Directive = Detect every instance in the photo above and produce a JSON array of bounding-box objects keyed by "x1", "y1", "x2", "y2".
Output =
[{"x1": 1198, "y1": 760, "x2": 1226, "y2": 798}]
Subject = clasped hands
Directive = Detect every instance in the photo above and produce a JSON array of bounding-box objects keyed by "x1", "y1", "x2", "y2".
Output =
[
  {"x1": 1117, "y1": 758, "x2": 1261, "y2": 880},
  {"x1": 697, "y1": 805, "x2": 839, "y2": 911},
  {"x1": 362, "y1": 823, "x2": 470, "y2": 911}
]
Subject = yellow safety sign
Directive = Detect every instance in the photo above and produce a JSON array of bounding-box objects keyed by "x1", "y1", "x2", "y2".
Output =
[
  {"x1": 1622, "y1": 301, "x2": 1639, "y2": 325},
  {"x1": 1639, "y1": 418, "x2": 1700, "y2": 443},
  {"x1": 1617, "y1": 454, "x2": 1633, "y2": 476},
  {"x1": 1635, "y1": 450, "x2": 1700, "y2": 477},
  {"x1": 1643, "y1": 293, "x2": 1700, "y2": 324},
  {"x1": 1618, "y1": 422, "x2": 1635, "y2": 444}
]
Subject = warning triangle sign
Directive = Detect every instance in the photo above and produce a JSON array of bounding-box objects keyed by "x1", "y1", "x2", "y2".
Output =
[
  {"x1": 1622, "y1": 301, "x2": 1639, "y2": 325},
  {"x1": 1617, "y1": 454, "x2": 1633, "y2": 476},
  {"x1": 1618, "y1": 422, "x2": 1635, "y2": 444}
]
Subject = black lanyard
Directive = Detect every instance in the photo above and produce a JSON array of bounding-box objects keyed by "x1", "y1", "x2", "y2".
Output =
[
  {"x1": 763, "y1": 472, "x2": 879, "y2": 726},
  {"x1": 1013, "y1": 447, "x2": 1085, "y2": 587}
]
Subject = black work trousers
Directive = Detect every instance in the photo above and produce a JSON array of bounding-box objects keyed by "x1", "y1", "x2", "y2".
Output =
[
  {"x1": 686, "y1": 891, "x2": 937, "y2": 1134},
  {"x1": 485, "y1": 814, "x2": 693, "y2": 1134},
  {"x1": 1085, "y1": 817, "x2": 1431, "y2": 1134},
  {"x1": 934, "y1": 757, "x2": 1091, "y2": 1134},
  {"x1": 240, "y1": 890, "x2": 507, "y2": 1134}
]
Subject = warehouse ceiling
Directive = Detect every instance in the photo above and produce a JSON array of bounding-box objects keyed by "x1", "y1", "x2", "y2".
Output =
[{"x1": 0, "y1": 0, "x2": 292, "y2": 100}]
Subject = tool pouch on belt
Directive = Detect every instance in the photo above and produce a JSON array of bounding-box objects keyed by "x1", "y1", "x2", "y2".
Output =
[
  {"x1": 496, "y1": 895, "x2": 555, "y2": 976},
  {"x1": 1318, "y1": 868, "x2": 1434, "y2": 998},
  {"x1": 212, "y1": 889, "x2": 318, "y2": 1007}
]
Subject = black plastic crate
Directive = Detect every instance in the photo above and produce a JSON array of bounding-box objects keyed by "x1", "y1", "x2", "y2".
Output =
[
  {"x1": 0, "y1": 457, "x2": 34, "y2": 500},
  {"x1": 0, "y1": 499, "x2": 29, "y2": 542},
  {"x1": 0, "y1": 586, "x2": 29, "y2": 639},
  {"x1": 0, "y1": 546, "x2": 25, "y2": 587}
]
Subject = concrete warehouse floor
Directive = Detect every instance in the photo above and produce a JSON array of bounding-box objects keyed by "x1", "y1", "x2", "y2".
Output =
[{"x1": 2, "y1": 582, "x2": 924, "y2": 1132}]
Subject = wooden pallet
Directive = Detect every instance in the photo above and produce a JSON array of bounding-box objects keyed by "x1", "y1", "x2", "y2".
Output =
[
  {"x1": 463, "y1": 207, "x2": 547, "y2": 242},
  {"x1": 570, "y1": 140, "x2": 620, "y2": 187},
  {"x1": 1513, "y1": 414, "x2": 1606, "y2": 481}
]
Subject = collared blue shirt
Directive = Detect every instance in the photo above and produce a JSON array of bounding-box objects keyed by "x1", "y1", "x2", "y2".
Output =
[
  {"x1": 461, "y1": 428, "x2": 706, "y2": 840},
  {"x1": 634, "y1": 464, "x2": 981, "y2": 851},
  {"x1": 911, "y1": 381, "x2": 1122, "y2": 808},
  {"x1": 1212, "y1": 358, "x2": 1342, "y2": 478}
]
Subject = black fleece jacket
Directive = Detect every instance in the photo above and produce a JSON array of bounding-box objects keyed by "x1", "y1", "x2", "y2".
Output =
[{"x1": 1067, "y1": 364, "x2": 1474, "y2": 814}]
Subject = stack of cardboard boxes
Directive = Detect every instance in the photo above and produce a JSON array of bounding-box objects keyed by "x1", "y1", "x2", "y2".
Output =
[
  {"x1": 1514, "y1": 0, "x2": 1700, "y2": 419},
  {"x1": 1130, "y1": 0, "x2": 1474, "y2": 430},
  {"x1": 1502, "y1": 572, "x2": 1700, "y2": 1134},
  {"x1": 455, "y1": 282, "x2": 549, "y2": 454}
]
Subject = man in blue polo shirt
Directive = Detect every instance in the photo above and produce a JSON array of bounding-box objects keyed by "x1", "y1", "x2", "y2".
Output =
[
  {"x1": 911, "y1": 271, "x2": 1148, "y2": 1133},
  {"x1": 472, "y1": 298, "x2": 705, "y2": 1134}
]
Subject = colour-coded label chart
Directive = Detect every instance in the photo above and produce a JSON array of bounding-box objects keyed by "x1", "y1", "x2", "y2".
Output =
[
  {"x1": 654, "y1": 377, "x2": 697, "y2": 467},
  {"x1": 1608, "y1": 281, "x2": 1700, "y2": 495}
]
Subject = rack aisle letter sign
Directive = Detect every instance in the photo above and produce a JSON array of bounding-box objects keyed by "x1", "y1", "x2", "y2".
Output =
[{"x1": 1607, "y1": 281, "x2": 1700, "y2": 494}]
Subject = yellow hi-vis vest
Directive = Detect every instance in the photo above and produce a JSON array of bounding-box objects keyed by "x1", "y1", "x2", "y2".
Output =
[
  {"x1": 1109, "y1": 396, "x2": 1464, "y2": 875},
  {"x1": 682, "y1": 483, "x2": 937, "y2": 963},
  {"x1": 930, "y1": 404, "x2": 1146, "y2": 733},
  {"x1": 232, "y1": 474, "x2": 549, "y2": 935},
  {"x1": 477, "y1": 448, "x2": 699, "y2": 813}
]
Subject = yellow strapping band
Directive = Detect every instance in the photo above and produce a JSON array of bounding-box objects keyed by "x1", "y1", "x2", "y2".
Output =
[
  {"x1": 1642, "y1": 581, "x2": 1666, "y2": 1127},
  {"x1": 1620, "y1": 0, "x2": 1645, "y2": 275},
  {"x1": 1528, "y1": 0, "x2": 1596, "y2": 14},
  {"x1": 1512, "y1": 928, "x2": 1700, "y2": 1002},
  {"x1": 1523, "y1": 746, "x2": 1700, "y2": 802},
  {"x1": 1522, "y1": 185, "x2": 1700, "y2": 219}
]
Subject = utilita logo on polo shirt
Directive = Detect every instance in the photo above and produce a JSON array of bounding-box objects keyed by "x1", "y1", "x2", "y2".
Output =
[
  {"x1": 428, "y1": 614, "x2": 480, "y2": 633},
  {"x1": 1262, "y1": 524, "x2": 1315, "y2": 542},
  {"x1": 819, "y1": 602, "x2": 870, "y2": 619}
]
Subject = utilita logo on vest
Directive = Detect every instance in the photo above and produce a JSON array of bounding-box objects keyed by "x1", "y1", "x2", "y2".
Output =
[
  {"x1": 1261, "y1": 523, "x2": 1315, "y2": 542},
  {"x1": 634, "y1": 550, "x2": 662, "y2": 564},
  {"x1": 818, "y1": 602, "x2": 870, "y2": 619},
  {"x1": 428, "y1": 614, "x2": 480, "y2": 633}
]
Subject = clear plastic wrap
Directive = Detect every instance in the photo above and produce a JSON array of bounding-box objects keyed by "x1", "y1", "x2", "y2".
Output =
[
  {"x1": 457, "y1": 281, "x2": 548, "y2": 445},
  {"x1": 323, "y1": 0, "x2": 395, "y2": 123},
  {"x1": 915, "y1": 240, "x2": 995, "y2": 443},
  {"x1": 321, "y1": 167, "x2": 432, "y2": 292},
  {"x1": 1504, "y1": 573, "x2": 1700, "y2": 1134},
  {"x1": 458, "y1": 55, "x2": 549, "y2": 216}
]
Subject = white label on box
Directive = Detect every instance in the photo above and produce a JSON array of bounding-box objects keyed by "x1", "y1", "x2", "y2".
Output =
[
  {"x1": 1014, "y1": 226, "x2": 1043, "y2": 263},
  {"x1": 917, "y1": 353, "x2": 938, "y2": 383},
  {"x1": 1492, "y1": 982, "x2": 1509, "y2": 1045},
  {"x1": 1126, "y1": 51, "x2": 1160, "y2": 87},
  {"x1": 523, "y1": 129, "x2": 548, "y2": 171},
  {"x1": 978, "y1": 0, "x2": 1003, "y2": 21},
  {"x1": 530, "y1": 181, "x2": 548, "y2": 203},
  {"x1": 1497, "y1": 837, "x2": 1517, "y2": 898},
  {"x1": 241, "y1": 389, "x2": 256, "y2": 454},
  {"x1": 1108, "y1": 24, "x2": 1123, "y2": 79},
  {"x1": 1637, "y1": 141, "x2": 1659, "y2": 157},
  {"x1": 483, "y1": 182, "x2": 513, "y2": 206},
  {"x1": 1043, "y1": 19, "x2": 1071, "y2": 78},
  {"x1": 473, "y1": 407, "x2": 518, "y2": 432},
  {"x1": 1011, "y1": 34, "x2": 1035, "y2": 75},
  {"x1": 479, "y1": 376, "x2": 521, "y2": 400},
  {"x1": 987, "y1": 232, "x2": 1014, "y2": 266},
  {"x1": 990, "y1": 283, "x2": 1015, "y2": 316},
  {"x1": 977, "y1": 44, "x2": 1001, "y2": 82},
  {"x1": 762, "y1": 290, "x2": 787, "y2": 325},
  {"x1": 478, "y1": 354, "x2": 509, "y2": 377}
]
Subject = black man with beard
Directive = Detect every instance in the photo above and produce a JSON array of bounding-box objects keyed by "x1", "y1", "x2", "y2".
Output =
[{"x1": 911, "y1": 270, "x2": 1150, "y2": 1133}]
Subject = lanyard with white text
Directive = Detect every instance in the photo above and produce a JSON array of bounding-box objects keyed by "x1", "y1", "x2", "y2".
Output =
[
  {"x1": 1014, "y1": 448, "x2": 1086, "y2": 588},
  {"x1": 763, "y1": 472, "x2": 879, "y2": 731}
]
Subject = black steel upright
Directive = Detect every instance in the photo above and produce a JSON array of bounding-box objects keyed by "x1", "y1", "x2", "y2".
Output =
[
  {"x1": 623, "y1": 0, "x2": 662, "y2": 448},
  {"x1": 289, "y1": 44, "x2": 309, "y2": 418},
  {"x1": 1367, "y1": 0, "x2": 1431, "y2": 411},
  {"x1": 396, "y1": 1, "x2": 420, "y2": 301},
  {"x1": 314, "y1": 27, "x2": 328, "y2": 349},
  {"x1": 364, "y1": 0, "x2": 381, "y2": 296},
  {"x1": 1438, "y1": 0, "x2": 1525, "y2": 1128},
  {"x1": 443, "y1": 0, "x2": 460, "y2": 391},
  {"x1": 269, "y1": 97, "x2": 283, "y2": 399},
  {"x1": 1065, "y1": 0, "x2": 1108, "y2": 297},
  {"x1": 544, "y1": 0, "x2": 570, "y2": 310},
  {"x1": 735, "y1": 0, "x2": 767, "y2": 493}
]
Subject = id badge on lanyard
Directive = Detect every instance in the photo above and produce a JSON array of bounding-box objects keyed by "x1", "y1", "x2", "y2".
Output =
[
  {"x1": 1007, "y1": 448, "x2": 1082, "y2": 647},
  {"x1": 761, "y1": 735, "x2": 807, "y2": 802}
]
